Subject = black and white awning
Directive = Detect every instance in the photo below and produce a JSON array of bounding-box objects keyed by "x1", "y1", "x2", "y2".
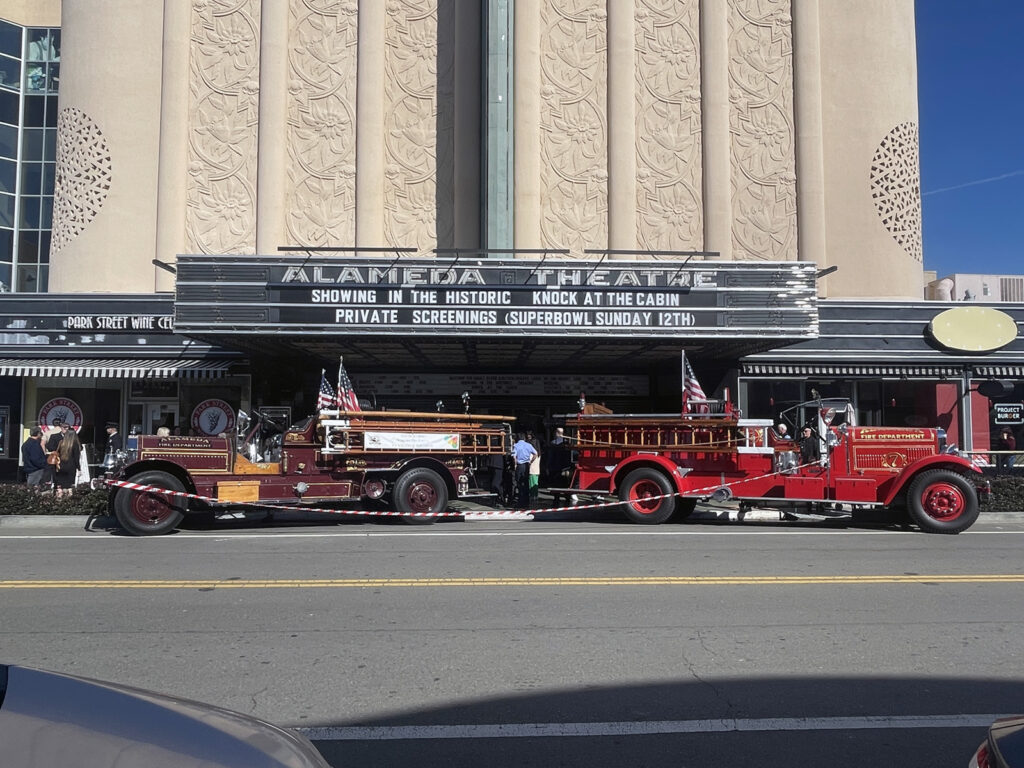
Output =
[
  {"x1": 0, "y1": 358, "x2": 236, "y2": 379},
  {"x1": 742, "y1": 363, "x2": 963, "y2": 378}
]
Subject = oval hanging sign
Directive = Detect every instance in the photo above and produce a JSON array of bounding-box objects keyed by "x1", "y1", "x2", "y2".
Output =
[{"x1": 929, "y1": 306, "x2": 1018, "y2": 352}]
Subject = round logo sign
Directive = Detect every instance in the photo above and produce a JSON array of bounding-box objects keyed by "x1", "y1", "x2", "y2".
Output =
[
  {"x1": 191, "y1": 399, "x2": 236, "y2": 437},
  {"x1": 38, "y1": 398, "x2": 84, "y2": 430}
]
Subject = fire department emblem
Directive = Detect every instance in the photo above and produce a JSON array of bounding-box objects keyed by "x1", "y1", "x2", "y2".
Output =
[
  {"x1": 881, "y1": 452, "x2": 908, "y2": 469},
  {"x1": 38, "y1": 398, "x2": 84, "y2": 430},
  {"x1": 191, "y1": 399, "x2": 235, "y2": 436}
]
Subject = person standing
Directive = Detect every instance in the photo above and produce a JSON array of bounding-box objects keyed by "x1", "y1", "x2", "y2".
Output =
[
  {"x1": 54, "y1": 427, "x2": 83, "y2": 498},
  {"x1": 545, "y1": 427, "x2": 571, "y2": 485},
  {"x1": 511, "y1": 433, "x2": 538, "y2": 509},
  {"x1": 525, "y1": 430, "x2": 541, "y2": 505},
  {"x1": 105, "y1": 421, "x2": 123, "y2": 454},
  {"x1": 997, "y1": 428, "x2": 1016, "y2": 470},
  {"x1": 21, "y1": 427, "x2": 47, "y2": 488},
  {"x1": 44, "y1": 420, "x2": 67, "y2": 488}
]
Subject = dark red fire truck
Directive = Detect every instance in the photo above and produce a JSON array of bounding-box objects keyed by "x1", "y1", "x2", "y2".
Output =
[
  {"x1": 564, "y1": 398, "x2": 989, "y2": 534},
  {"x1": 105, "y1": 408, "x2": 512, "y2": 535}
]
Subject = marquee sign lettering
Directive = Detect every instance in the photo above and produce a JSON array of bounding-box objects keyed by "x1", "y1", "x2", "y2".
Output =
[{"x1": 174, "y1": 256, "x2": 819, "y2": 339}]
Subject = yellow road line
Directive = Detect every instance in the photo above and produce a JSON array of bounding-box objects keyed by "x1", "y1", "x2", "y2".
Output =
[{"x1": 1, "y1": 574, "x2": 1023, "y2": 589}]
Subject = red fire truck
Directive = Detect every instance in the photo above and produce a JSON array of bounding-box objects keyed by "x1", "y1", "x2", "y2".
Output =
[
  {"x1": 563, "y1": 398, "x2": 989, "y2": 534},
  {"x1": 105, "y1": 408, "x2": 512, "y2": 535}
]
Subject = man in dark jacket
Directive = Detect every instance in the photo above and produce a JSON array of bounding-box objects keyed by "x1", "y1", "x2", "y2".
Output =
[
  {"x1": 21, "y1": 427, "x2": 47, "y2": 487},
  {"x1": 799, "y1": 426, "x2": 820, "y2": 465},
  {"x1": 105, "y1": 422, "x2": 123, "y2": 453}
]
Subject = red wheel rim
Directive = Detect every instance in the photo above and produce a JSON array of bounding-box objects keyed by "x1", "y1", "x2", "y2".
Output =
[
  {"x1": 131, "y1": 491, "x2": 178, "y2": 526},
  {"x1": 919, "y1": 481, "x2": 965, "y2": 521},
  {"x1": 628, "y1": 480, "x2": 664, "y2": 515},
  {"x1": 406, "y1": 481, "x2": 439, "y2": 514}
]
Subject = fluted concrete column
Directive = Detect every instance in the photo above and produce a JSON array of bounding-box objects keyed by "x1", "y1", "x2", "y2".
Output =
[
  {"x1": 355, "y1": 2, "x2": 386, "y2": 246},
  {"x1": 513, "y1": 0, "x2": 541, "y2": 249},
  {"x1": 699, "y1": 0, "x2": 731, "y2": 259},
  {"x1": 607, "y1": 0, "x2": 636, "y2": 252},
  {"x1": 153, "y1": 0, "x2": 191, "y2": 291},
  {"x1": 793, "y1": 0, "x2": 828, "y2": 287},
  {"x1": 255, "y1": 0, "x2": 289, "y2": 254}
]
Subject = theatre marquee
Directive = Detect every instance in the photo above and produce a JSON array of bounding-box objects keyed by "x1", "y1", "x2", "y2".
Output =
[{"x1": 174, "y1": 256, "x2": 818, "y2": 340}]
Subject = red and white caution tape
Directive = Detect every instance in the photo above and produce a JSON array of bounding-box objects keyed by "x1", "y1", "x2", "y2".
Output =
[{"x1": 106, "y1": 461, "x2": 821, "y2": 520}]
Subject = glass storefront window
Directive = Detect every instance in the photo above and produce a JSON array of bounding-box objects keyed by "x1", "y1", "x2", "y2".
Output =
[
  {"x1": 0, "y1": 21, "x2": 20, "y2": 58},
  {"x1": 19, "y1": 195, "x2": 39, "y2": 228},
  {"x1": 0, "y1": 192, "x2": 14, "y2": 227},
  {"x1": 19, "y1": 161, "x2": 39, "y2": 195},
  {"x1": 0, "y1": 226, "x2": 12, "y2": 259},
  {"x1": 21, "y1": 127, "x2": 42, "y2": 161},
  {"x1": 0, "y1": 156, "x2": 15, "y2": 194},
  {"x1": 43, "y1": 127, "x2": 55, "y2": 161},
  {"x1": 0, "y1": 22, "x2": 57, "y2": 294},
  {"x1": 0, "y1": 122, "x2": 17, "y2": 159},
  {"x1": 0, "y1": 261, "x2": 10, "y2": 292},
  {"x1": 0, "y1": 55, "x2": 19, "y2": 92},
  {"x1": 24, "y1": 64, "x2": 44, "y2": 93},
  {"x1": 18, "y1": 229, "x2": 38, "y2": 262},
  {"x1": 18, "y1": 228, "x2": 37, "y2": 260},
  {"x1": 0, "y1": 92, "x2": 19, "y2": 131},
  {"x1": 16, "y1": 263, "x2": 37, "y2": 291},
  {"x1": 27, "y1": 30, "x2": 55, "y2": 62},
  {"x1": 23, "y1": 93, "x2": 43, "y2": 127}
]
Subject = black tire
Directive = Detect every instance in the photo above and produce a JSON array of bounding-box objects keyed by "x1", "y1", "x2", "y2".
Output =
[
  {"x1": 618, "y1": 468, "x2": 676, "y2": 524},
  {"x1": 906, "y1": 469, "x2": 979, "y2": 534},
  {"x1": 393, "y1": 468, "x2": 449, "y2": 525},
  {"x1": 114, "y1": 470, "x2": 187, "y2": 536},
  {"x1": 673, "y1": 497, "x2": 697, "y2": 521}
]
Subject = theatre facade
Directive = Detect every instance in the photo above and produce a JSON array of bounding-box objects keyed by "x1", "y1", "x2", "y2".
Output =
[{"x1": 2, "y1": 1, "x2": 1021, "y2": 477}]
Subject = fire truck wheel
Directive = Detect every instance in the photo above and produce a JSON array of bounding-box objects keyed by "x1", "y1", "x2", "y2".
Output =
[
  {"x1": 906, "y1": 469, "x2": 980, "y2": 534},
  {"x1": 618, "y1": 468, "x2": 676, "y2": 524},
  {"x1": 114, "y1": 470, "x2": 187, "y2": 536},
  {"x1": 394, "y1": 468, "x2": 449, "y2": 525}
]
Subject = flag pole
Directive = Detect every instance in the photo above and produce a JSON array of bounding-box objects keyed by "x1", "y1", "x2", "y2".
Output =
[{"x1": 680, "y1": 350, "x2": 687, "y2": 415}]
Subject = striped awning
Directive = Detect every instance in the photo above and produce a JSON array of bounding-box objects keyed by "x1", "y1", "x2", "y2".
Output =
[
  {"x1": 0, "y1": 358, "x2": 236, "y2": 379},
  {"x1": 975, "y1": 365, "x2": 1024, "y2": 378},
  {"x1": 743, "y1": 363, "x2": 963, "y2": 378}
]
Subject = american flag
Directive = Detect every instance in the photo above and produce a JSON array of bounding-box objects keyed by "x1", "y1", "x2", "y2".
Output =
[
  {"x1": 682, "y1": 355, "x2": 709, "y2": 413},
  {"x1": 316, "y1": 370, "x2": 336, "y2": 411},
  {"x1": 336, "y1": 359, "x2": 361, "y2": 412}
]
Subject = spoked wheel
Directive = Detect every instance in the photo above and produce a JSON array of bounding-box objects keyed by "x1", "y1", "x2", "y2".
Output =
[
  {"x1": 393, "y1": 468, "x2": 449, "y2": 525},
  {"x1": 114, "y1": 470, "x2": 187, "y2": 536},
  {"x1": 618, "y1": 468, "x2": 676, "y2": 524},
  {"x1": 906, "y1": 469, "x2": 979, "y2": 534}
]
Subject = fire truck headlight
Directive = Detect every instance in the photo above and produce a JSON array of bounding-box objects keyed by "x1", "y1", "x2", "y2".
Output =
[{"x1": 293, "y1": 481, "x2": 310, "y2": 497}]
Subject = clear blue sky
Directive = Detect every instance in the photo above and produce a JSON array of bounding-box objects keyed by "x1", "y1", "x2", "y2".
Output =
[{"x1": 917, "y1": 1, "x2": 1024, "y2": 277}]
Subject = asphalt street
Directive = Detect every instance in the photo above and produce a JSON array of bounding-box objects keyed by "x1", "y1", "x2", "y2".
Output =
[{"x1": 1, "y1": 513, "x2": 1022, "y2": 767}]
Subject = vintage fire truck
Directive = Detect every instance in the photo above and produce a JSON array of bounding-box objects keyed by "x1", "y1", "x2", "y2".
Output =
[
  {"x1": 105, "y1": 408, "x2": 512, "y2": 535},
  {"x1": 564, "y1": 398, "x2": 990, "y2": 534}
]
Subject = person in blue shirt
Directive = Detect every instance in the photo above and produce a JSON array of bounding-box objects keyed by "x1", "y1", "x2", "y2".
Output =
[
  {"x1": 511, "y1": 433, "x2": 538, "y2": 508},
  {"x1": 21, "y1": 427, "x2": 47, "y2": 488}
]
